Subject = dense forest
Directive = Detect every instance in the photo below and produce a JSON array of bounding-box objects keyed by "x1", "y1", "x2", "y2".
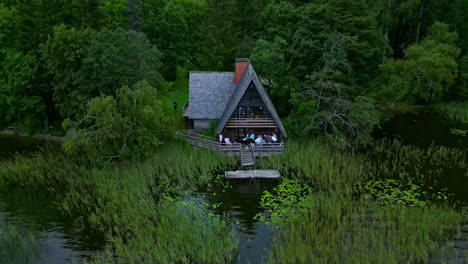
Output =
[
  {"x1": 1, "y1": 1, "x2": 468, "y2": 263},
  {"x1": 0, "y1": 0, "x2": 467, "y2": 149}
]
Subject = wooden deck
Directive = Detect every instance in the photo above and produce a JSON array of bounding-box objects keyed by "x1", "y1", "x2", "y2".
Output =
[
  {"x1": 176, "y1": 130, "x2": 284, "y2": 163},
  {"x1": 225, "y1": 170, "x2": 280, "y2": 179},
  {"x1": 177, "y1": 130, "x2": 283, "y2": 155}
]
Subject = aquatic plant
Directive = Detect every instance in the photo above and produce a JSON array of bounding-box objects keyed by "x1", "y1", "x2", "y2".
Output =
[
  {"x1": 0, "y1": 223, "x2": 44, "y2": 264},
  {"x1": 88, "y1": 201, "x2": 237, "y2": 264},
  {"x1": 268, "y1": 195, "x2": 465, "y2": 264},
  {"x1": 435, "y1": 101, "x2": 468, "y2": 122},
  {"x1": 0, "y1": 141, "x2": 238, "y2": 263},
  {"x1": 257, "y1": 140, "x2": 467, "y2": 263},
  {"x1": 255, "y1": 178, "x2": 312, "y2": 224},
  {"x1": 450, "y1": 128, "x2": 467, "y2": 136},
  {"x1": 362, "y1": 179, "x2": 449, "y2": 207}
]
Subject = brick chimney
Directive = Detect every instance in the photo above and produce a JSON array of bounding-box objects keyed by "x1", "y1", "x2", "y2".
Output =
[{"x1": 235, "y1": 58, "x2": 249, "y2": 85}]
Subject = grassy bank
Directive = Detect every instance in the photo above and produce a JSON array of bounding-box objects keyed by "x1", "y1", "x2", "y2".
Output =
[
  {"x1": 257, "y1": 141, "x2": 468, "y2": 263},
  {"x1": 435, "y1": 101, "x2": 468, "y2": 122},
  {"x1": 162, "y1": 66, "x2": 190, "y2": 130},
  {"x1": 0, "y1": 141, "x2": 238, "y2": 263}
]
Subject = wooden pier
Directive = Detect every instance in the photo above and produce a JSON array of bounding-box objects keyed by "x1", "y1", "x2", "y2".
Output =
[{"x1": 225, "y1": 170, "x2": 280, "y2": 179}]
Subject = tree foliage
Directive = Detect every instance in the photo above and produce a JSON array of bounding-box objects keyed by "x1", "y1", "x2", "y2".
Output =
[
  {"x1": 0, "y1": 51, "x2": 45, "y2": 131},
  {"x1": 378, "y1": 22, "x2": 460, "y2": 103},
  {"x1": 63, "y1": 81, "x2": 172, "y2": 162},
  {"x1": 0, "y1": 0, "x2": 467, "y2": 142},
  {"x1": 41, "y1": 25, "x2": 96, "y2": 118},
  {"x1": 288, "y1": 32, "x2": 380, "y2": 146}
]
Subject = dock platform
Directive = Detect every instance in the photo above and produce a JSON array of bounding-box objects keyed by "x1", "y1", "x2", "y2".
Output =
[{"x1": 225, "y1": 170, "x2": 280, "y2": 179}]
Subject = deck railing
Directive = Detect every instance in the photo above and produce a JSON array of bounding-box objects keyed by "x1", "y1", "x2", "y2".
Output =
[
  {"x1": 177, "y1": 130, "x2": 283, "y2": 156},
  {"x1": 177, "y1": 130, "x2": 241, "y2": 153},
  {"x1": 225, "y1": 118, "x2": 277, "y2": 128},
  {"x1": 252, "y1": 143, "x2": 284, "y2": 153}
]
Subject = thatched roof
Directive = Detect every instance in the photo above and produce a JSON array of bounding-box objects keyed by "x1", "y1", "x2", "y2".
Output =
[{"x1": 187, "y1": 72, "x2": 235, "y2": 119}]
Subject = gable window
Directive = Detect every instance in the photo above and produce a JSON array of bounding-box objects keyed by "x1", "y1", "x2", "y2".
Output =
[{"x1": 238, "y1": 107, "x2": 264, "y2": 118}]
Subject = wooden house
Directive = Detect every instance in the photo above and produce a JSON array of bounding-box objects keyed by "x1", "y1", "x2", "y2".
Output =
[{"x1": 183, "y1": 58, "x2": 287, "y2": 142}]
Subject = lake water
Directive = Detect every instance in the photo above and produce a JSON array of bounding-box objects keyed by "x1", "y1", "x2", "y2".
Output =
[
  {"x1": 0, "y1": 134, "x2": 48, "y2": 160},
  {"x1": 0, "y1": 108, "x2": 467, "y2": 263},
  {"x1": 195, "y1": 179, "x2": 278, "y2": 264}
]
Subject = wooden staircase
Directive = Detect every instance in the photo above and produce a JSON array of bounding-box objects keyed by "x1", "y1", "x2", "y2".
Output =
[{"x1": 240, "y1": 145, "x2": 255, "y2": 166}]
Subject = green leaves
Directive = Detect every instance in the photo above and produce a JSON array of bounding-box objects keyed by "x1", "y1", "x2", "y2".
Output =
[
  {"x1": 378, "y1": 22, "x2": 461, "y2": 104},
  {"x1": 255, "y1": 179, "x2": 312, "y2": 224},
  {"x1": 362, "y1": 179, "x2": 449, "y2": 207},
  {"x1": 63, "y1": 81, "x2": 172, "y2": 162},
  {"x1": 0, "y1": 51, "x2": 45, "y2": 130}
]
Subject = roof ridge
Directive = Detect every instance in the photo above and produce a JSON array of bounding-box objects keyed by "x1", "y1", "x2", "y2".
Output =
[{"x1": 189, "y1": 71, "x2": 234, "y2": 74}]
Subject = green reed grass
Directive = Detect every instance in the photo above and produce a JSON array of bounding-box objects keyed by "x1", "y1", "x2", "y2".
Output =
[
  {"x1": 435, "y1": 101, "x2": 468, "y2": 122},
  {"x1": 0, "y1": 223, "x2": 44, "y2": 264},
  {"x1": 0, "y1": 141, "x2": 238, "y2": 263},
  {"x1": 257, "y1": 140, "x2": 467, "y2": 263},
  {"x1": 88, "y1": 202, "x2": 237, "y2": 264}
]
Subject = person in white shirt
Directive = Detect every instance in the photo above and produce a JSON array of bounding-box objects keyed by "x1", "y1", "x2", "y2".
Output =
[
  {"x1": 271, "y1": 133, "x2": 278, "y2": 143},
  {"x1": 224, "y1": 137, "x2": 231, "y2": 144},
  {"x1": 255, "y1": 135, "x2": 263, "y2": 144}
]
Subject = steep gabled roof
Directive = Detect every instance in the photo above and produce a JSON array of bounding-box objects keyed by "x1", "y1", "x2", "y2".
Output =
[
  {"x1": 215, "y1": 64, "x2": 288, "y2": 137},
  {"x1": 188, "y1": 72, "x2": 235, "y2": 119}
]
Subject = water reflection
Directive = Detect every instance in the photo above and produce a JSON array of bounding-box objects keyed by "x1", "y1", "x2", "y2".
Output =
[
  {"x1": 196, "y1": 179, "x2": 278, "y2": 264},
  {"x1": 378, "y1": 107, "x2": 468, "y2": 148},
  {"x1": 0, "y1": 189, "x2": 104, "y2": 264}
]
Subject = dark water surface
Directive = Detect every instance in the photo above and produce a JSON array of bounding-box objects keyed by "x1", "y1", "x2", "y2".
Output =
[
  {"x1": 379, "y1": 107, "x2": 468, "y2": 202},
  {"x1": 379, "y1": 107, "x2": 468, "y2": 148},
  {"x1": 0, "y1": 191, "x2": 104, "y2": 264},
  {"x1": 195, "y1": 179, "x2": 278, "y2": 264},
  {"x1": 0, "y1": 107, "x2": 467, "y2": 263},
  {"x1": 0, "y1": 134, "x2": 48, "y2": 160},
  {"x1": 0, "y1": 134, "x2": 103, "y2": 264}
]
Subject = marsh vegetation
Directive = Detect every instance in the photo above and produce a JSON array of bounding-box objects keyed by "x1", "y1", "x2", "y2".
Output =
[{"x1": 0, "y1": 0, "x2": 467, "y2": 262}]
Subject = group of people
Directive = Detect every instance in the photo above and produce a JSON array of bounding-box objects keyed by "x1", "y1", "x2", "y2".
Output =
[{"x1": 220, "y1": 133, "x2": 278, "y2": 146}]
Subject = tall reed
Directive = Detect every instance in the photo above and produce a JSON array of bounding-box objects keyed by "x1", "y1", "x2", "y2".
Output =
[
  {"x1": 0, "y1": 141, "x2": 238, "y2": 263},
  {"x1": 257, "y1": 140, "x2": 467, "y2": 263},
  {"x1": 435, "y1": 101, "x2": 468, "y2": 121}
]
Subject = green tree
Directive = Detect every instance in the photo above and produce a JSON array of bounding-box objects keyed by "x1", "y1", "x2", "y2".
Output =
[
  {"x1": 63, "y1": 81, "x2": 172, "y2": 162},
  {"x1": 0, "y1": 51, "x2": 45, "y2": 131},
  {"x1": 251, "y1": 37, "x2": 290, "y2": 93},
  {"x1": 378, "y1": 22, "x2": 460, "y2": 103},
  {"x1": 41, "y1": 25, "x2": 96, "y2": 118},
  {"x1": 13, "y1": 0, "x2": 103, "y2": 52},
  {"x1": 77, "y1": 28, "x2": 163, "y2": 108},
  {"x1": 328, "y1": 0, "x2": 388, "y2": 86},
  {"x1": 289, "y1": 32, "x2": 379, "y2": 146},
  {"x1": 196, "y1": 0, "x2": 239, "y2": 70},
  {"x1": 142, "y1": 0, "x2": 205, "y2": 79},
  {"x1": 0, "y1": 3, "x2": 16, "y2": 50},
  {"x1": 100, "y1": 0, "x2": 128, "y2": 29}
]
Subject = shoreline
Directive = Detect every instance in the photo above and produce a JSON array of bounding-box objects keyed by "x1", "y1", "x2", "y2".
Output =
[{"x1": 0, "y1": 127, "x2": 66, "y2": 142}]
